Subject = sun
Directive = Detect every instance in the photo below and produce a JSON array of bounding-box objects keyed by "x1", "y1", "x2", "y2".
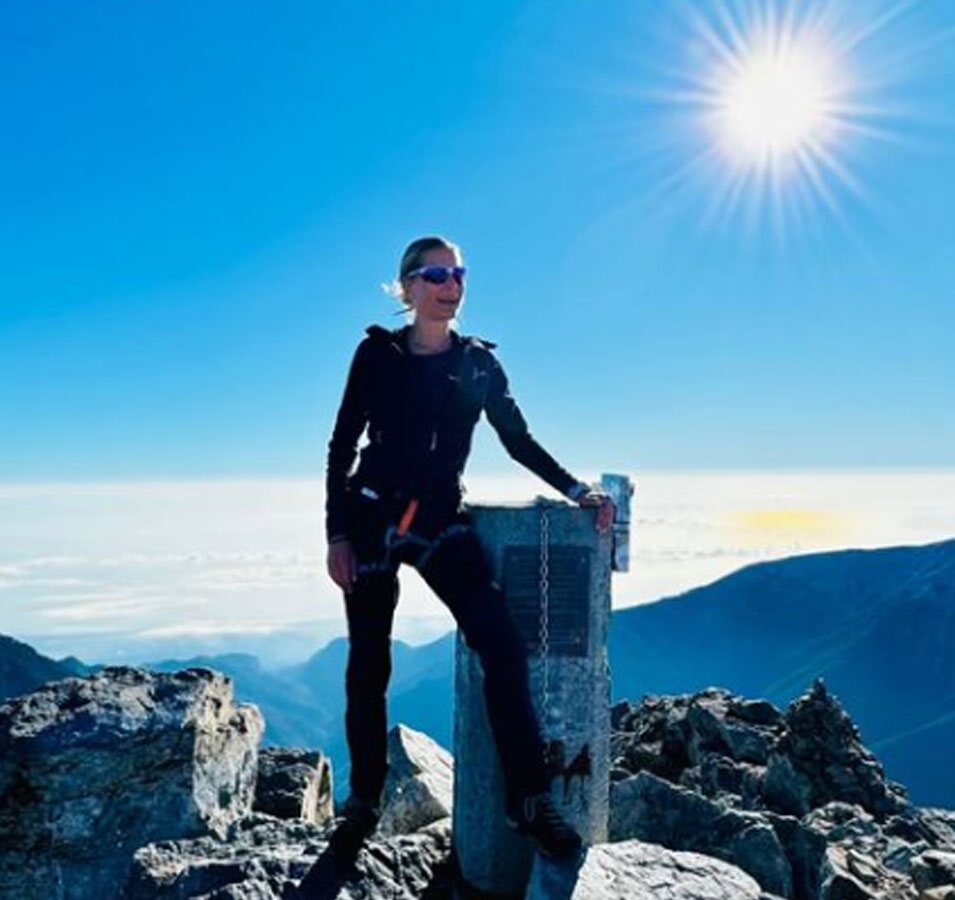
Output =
[
  {"x1": 692, "y1": 5, "x2": 857, "y2": 202},
  {"x1": 630, "y1": 0, "x2": 912, "y2": 238},
  {"x1": 716, "y1": 40, "x2": 836, "y2": 164}
]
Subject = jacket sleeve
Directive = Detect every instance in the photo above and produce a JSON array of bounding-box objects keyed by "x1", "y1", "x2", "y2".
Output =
[
  {"x1": 325, "y1": 339, "x2": 374, "y2": 542},
  {"x1": 483, "y1": 351, "x2": 584, "y2": 499}
]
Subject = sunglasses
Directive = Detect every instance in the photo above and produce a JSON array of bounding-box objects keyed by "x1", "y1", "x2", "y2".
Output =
[{"x1": 405, "y1": 265, "x2": 467, "y2": 285}]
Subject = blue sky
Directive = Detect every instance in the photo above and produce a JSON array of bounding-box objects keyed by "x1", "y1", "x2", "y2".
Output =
[{"x1": 2, "y1": 0, "x2": 954, "y2": 481}]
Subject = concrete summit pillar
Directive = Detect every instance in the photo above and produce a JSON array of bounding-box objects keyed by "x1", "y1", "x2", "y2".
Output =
[{"x1": 452, "y1": 475, "x2": 631, "y2": 896}]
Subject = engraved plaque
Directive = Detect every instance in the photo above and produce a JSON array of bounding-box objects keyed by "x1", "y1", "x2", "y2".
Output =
[{"x1": 502, "y1": 545, "x2": 590, "y2": 657}]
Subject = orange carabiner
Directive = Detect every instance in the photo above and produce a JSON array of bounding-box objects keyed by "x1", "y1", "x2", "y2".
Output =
[{"x1": 396, "y1": 498, "x2": 419, "y2": 537}]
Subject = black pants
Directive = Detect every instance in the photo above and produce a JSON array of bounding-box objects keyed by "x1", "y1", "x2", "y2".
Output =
[{"x1": 343, "y1": 494, "x2": 548, "y2": 806}]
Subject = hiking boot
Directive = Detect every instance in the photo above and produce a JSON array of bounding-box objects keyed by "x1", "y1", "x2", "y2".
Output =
[
  {"x1": 327, "y1": 795, "x2": 380, "y2": 863},
  {"x1": 505, "y1": 792, "x2": 583, "y2": 859}
]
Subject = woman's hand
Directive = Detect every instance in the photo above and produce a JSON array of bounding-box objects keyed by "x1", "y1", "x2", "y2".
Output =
[
  {"x1": 327, "y1": 539, "x2": 357, "y2": 592},
  {"x1": 577, "y1": 491, "x2": 615, "y2": 533}
]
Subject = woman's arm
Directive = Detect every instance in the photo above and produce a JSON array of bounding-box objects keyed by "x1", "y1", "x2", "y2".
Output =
[{"x1": 325, "y1": 339, "x2": 373, "y2": 544}]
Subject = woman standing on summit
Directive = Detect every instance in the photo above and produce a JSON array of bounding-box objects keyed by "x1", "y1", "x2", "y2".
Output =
[{"x1": 324, "y1": 236, "x2": 612, "y2": 862}]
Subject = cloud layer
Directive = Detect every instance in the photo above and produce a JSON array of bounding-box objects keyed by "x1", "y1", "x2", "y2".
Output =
[{"x1": 2, "y1": 471, "x2": 953, "y2": 656}]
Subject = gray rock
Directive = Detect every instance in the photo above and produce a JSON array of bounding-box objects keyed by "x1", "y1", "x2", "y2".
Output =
[
  {"x1": 729, "y1": 698, "x2": 784, "y2": 727},
  {"x1": 0, "y1": 666, "x2": 262, "y2": 900},
  {"x1": 607, "y1": 684, "x2": 955, "y2": 900},
  {"x1": 770, "y1": 680, "x2": 908, "y2": 821},
  {"x1": 911, "y1": 850, "x2": 955, "y2": 891},
  {"x1": 919, "y1": 810, "x2": 955, "y2": 850},
  {"x1": 610, "y1": 771, "x2": 793, "y2": 898},
  {"x1": 253, "y1": 747, "x2": 332, "y2": 825},
  {"x1": 123, "y1": 813, "x2": 452, "y2": 899},
  {"x1": 920, "y1": 888, "x2": 955, "y2": 900},
  {"x1": 378, "y1": 724, "x2": 453, "y2": 837},
  {"x1": 762, "y1": 811, "x2": 828, "y2": 900},
  {"x1": 526, "y1": 838, "x2": 763, "y2": 900},
  {"x1": 805, "y1": 803, "x2": 882, "y2": 843},
  {"x1": 819, "y1": 845, "x2": 915, "y2": 900},
  {"x1": 764, "y1": 751, "x2": 816, "y2": 818},
  {"x1": 612, "y1": 688, "x2": 782, "y2": 795}
]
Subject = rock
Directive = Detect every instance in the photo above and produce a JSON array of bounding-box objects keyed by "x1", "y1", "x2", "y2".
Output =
[
  {"x1": 607, "y1": 685, "x2": 955, "y2": 900},
  {"x1": 609, "y1": 771, "x2": 793, "y2": 898},
  {"x1": 729, "y1": 698, "x2": 784, "y2": 727},
  {"x1": 919, "y1": 888, "x2": 955, "y2": 900},
  {"x1": 378, "y1": 724, "x2": 453, "y2": 837},
  {"x1": 611, "y1": 688, "x2": 782, "y2": 795},
  {"x1": 764, "y1": 752, "x2": 816, "y2": 818},
  {"x1": 919, "y1": 810, "x2": 955, "y2": 850},
  {"x1": 768, "y1": 680, "x2": 908, "y2": 821},
  {"x1": 762, "y1": 811, "x2": 828, "y2": 900},
  {"x1": 819, "y1": 845, "x2": 914, "y2": 900},
  {"x1": 124, "y1": 813, "x2": 453, "y2": 899},
  {"x1": 253, "y1": 747, "x2": 332, "y2": 825},
  {"x1": 610, "y1": 699, "x2": 635, "y2": 731},
  {"x1": 526, "y1": 838, "x2": 763, "y2": 900},
  {"x1": 911, "y1": 850, "x2": 955, "y2": 891},
  {"x1": 0, "y1": 666, "x2": 262, "y2": 900},
  {"x1": 805, "y1": 803, "x2": 882, "y2": 843},
  {"x1": 821, "y1": 870, "x2": 877, "y2": 900}
]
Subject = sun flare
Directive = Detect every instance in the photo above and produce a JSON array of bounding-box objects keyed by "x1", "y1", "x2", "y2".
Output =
[
  {"x1": 637, "y1": 0, "x2": 913, "y2": 237},
  {"x1": 716, "y1": 41, "x2": 835, "y2": 163}
]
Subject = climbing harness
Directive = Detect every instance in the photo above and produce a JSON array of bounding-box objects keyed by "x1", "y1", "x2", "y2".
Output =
[{"x1": 354, "y1": 490, "x2": 473, "y2": 577}]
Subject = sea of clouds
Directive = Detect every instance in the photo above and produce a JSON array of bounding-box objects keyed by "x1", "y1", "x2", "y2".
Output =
[{"x1": 2, "y1": 470, "x2": 953, "y2": 665}]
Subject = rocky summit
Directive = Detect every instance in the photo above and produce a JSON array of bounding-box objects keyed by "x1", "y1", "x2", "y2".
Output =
[
  {"x1": 608, "y1": 680, "x2": 955, "y2": 900},
  {"x1": 0, "y1": 668, "x2": 953, "y2": 899}
]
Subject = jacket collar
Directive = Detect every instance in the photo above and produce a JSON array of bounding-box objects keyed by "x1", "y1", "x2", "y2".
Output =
[{"x1": 365, "y1": 324, "x2": 496, "y2": 354}]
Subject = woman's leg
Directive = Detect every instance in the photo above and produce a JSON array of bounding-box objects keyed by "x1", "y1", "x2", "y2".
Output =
[
  {"x1": 343, "y1": 569, "x2": 399, "y2": 805},
  {"x1": 417, "y1": 527, "x2": 549, "y2": 802}
]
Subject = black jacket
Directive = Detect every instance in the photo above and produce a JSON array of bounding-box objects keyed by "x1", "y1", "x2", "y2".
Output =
[{"x1": 325, "y1": 325, "x2": 581, "y2": 541}]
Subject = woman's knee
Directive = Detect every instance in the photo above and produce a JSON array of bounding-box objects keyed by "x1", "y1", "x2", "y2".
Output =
[
  {"x1": 461, "y1": 595, "x2": 527, "y2": 663},
  {"x1": 346, "y1": 633, "x2": 392, "y2": 697}
]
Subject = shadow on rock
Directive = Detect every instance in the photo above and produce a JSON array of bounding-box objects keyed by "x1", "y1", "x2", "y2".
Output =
[{"x1": 292, "y1": 848, "x2": 357, "y2": 899}]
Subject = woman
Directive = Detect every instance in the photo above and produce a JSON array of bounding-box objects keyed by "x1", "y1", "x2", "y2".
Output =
[{"x1": 325, "y1": 236, "x2": 612, "y2": 862}]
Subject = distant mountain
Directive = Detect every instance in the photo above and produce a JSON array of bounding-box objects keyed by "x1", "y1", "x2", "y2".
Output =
[
  {"x1": 24, "y1": 614, "x2": 452, "y2": 670},
  {"x1": 608, "y1": 539, "x2": 955, "y2": 807},
  {"x1": 0, "y1": 634, "x2": 88, "y2": 702}
]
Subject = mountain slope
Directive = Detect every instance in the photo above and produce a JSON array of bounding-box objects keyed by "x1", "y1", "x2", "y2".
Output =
[
  {"x1": 608, "y1": 539, "x2": 955, "y2": 806},
  {"x1": 0, "y1": 634, "x2": 88, "y2": 703}
]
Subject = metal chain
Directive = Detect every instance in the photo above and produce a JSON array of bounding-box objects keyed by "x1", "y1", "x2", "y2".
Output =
[{"x1": 538, "y1": 507, "x2": 551, "y2": 734}]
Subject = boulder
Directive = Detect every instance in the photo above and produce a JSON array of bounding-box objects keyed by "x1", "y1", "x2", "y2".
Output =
[
  {"x1": 377, "y1": 724, "x2": 453, "y2": 836},
  {"x1": 919, "y1": 888, "x2": 955, "y2": 900},
  {"x1": 253, "y1": 747, "x2": 333, "y2": 825},
  {"x1": 526, "y1": 838, "x2": 763, "y2": 900},
  {"x1": 911, "y1": 850, "x2": 955, "y2": 892},
  {"x1": 610, "y1": 771, "x2": 793, "y2": 898},
  {"x1": 0, "y1": 666, "x2": 262, "y2": 900},
  {"x1": 123, "y1": 813, "x2": 453, "y2": 899}
]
